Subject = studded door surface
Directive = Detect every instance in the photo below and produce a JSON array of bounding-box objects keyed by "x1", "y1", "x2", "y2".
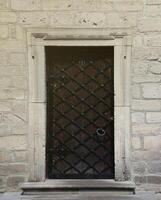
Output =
[{"x1": 46, "y1": 47, "x2": 114, "y2": 179}]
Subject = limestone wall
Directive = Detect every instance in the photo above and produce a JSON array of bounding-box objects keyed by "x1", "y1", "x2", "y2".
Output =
[{"x1": 0, "y1": 0, "x2": 161, "y2": 192}]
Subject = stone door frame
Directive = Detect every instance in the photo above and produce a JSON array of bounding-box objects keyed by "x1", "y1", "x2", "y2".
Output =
[{"x1": 27, "y1": 28, "x2": 132, "y2": 182}]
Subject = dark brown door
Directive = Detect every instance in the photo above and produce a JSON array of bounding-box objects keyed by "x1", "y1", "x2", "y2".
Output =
[{"x1": 46, "y1": 47, "x2": 114, "y2": 179}]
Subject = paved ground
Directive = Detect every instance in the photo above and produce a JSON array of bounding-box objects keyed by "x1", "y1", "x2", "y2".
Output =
[{"x1": 0, "y1": 192, "x2": 161, "y2": 200}]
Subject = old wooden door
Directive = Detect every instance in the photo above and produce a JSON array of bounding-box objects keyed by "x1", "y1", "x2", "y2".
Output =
[{"x1": 46, "y1": 47, "x2": 114, "y2": 179}]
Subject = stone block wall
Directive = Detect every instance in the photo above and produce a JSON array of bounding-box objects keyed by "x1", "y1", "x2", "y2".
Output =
[{"x1": 0, "y1": 0, "x2": 161, "y2": 192}]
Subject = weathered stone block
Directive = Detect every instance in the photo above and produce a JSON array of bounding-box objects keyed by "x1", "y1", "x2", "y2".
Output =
[
  {"x1": 112, "y1": 0, "x2": 143, "y2": 11},
  {"x1": 0, "y1": 66, "x2": 27, "y2": 77},
  {"x1": 142, "y1": 83, "x2": 161, "y2": 98},
  {"x1": 0, "y1": 151, "x2": 8, "y2": 163},
  {"x1": 146, "y1": 49, "x2": 161, "y2": 61},
  {"x1": 0, "y1": 113, "x2": 5, "y2": 123},
  {"x1": 15, "y1": 25, "x2": 25, "y2": 40},
  {"x1": 133, "y1": 35, "x2": 144, "y2": 48},
  {"x1": 147, "y1": 162, "x2": 161, "y2": 173},
  {"x1": 0, "y1": 135, "x2": 27, "y2": 150},
  {"x1": 146, "y1": 0, "x2": 161, "y2": 5},
  {"x1": 0, "y1": 12, "x2": 16, "y2": 23},
  {"x1": 0, "y1": 177, "x2": 5, "y2": 192},
  {"x1": 9, "y1": 24, "x2": 25, "y2": 40},
  {"x1": 0, "y1": 124, "x2": 11, "y2": 136},
  {"x1": 9, "y1": 53, "x2": 26, "y2": 66},
  {"x1": 139, "y1": 18, "x2": 161, "y2": 32},
  {"x1": 145, "y1": 5, "x2": 161, "y2": 16},
  {"x1": 135, "y1": 174, "x2": 161, "y2": 185},
  {"x1": 75, "y1": 12, "x2": 105, "y2": 27},
  {"x1": 145, "y1": 35, "x2": 161, "y2": 47},
  {"x1": 132, "y1": 137, "x2": 141, "y2": 150},
  {"x1": 133, "y1": 161, "x2": 146, "y2": 174},
  {"x1": 106, "y1": 12, "x2": 137, "y2": 28},
  {"x1": 132, "y1": 47, "x2": 160, "y2": 61},
  {"x1": 0, "y1": 88, "x2": 26, "y2": 100},
  {"x1": 132, "y1": 124, "x2": 161, "y2": 135},
  {"x1": 132, "y1": 150, "x2": 161, "y2": 161},
  {"x1": 12, "y1": 76, "x2": 27, "y2": 90},
  {"x1": 42, "y1": 0, "x2": 113, "y2": 11},
  {"x1": 0, "y1": 77, "x2": 12, "y2": 89},
  {"x1": 132, "y1": 84, "x2": 141, "y2": 99},
  {"x1": 50, "y1": 12, "x2": 74, "y2": 27},
  {"x1": 4, "y1": 113, "x2": 27, "y2": 134},
  {"x1": 132, "y1": 61, "x2": 148, "y2": 75},
  {"x1": 0, "y1": 164, "x2": 8, "y2": 175},
  {"x1": 42, "y1": 0, "x2": 74, "y2": 10},
  {"x1": 132, "y1": 100, "x2": 161, "y2": 111},
  {"x1": 8, "y1": 163, "x2": 27, "y2": 174},
  {"x1": 133, "y1": 74, "x2": 161, "y2": 83},
  {"x1": 9, "y1": 151, "x2": 27, "y2": 163},
  {"x1": 12, "y1": 123, "x2": 28, "y2": 135},
  {"x1": 134, "y1": 175, "x2": 147, "y2": 185},
  {"x1": 132, "y1": 48, "x2": 149, "y2": 61},
  {"x1": 0, "y1": 40, "x2": 26, "y2": 52},
  {"x1": 0, "y1": 52, "x2": 8, "y2": 65},
  {"x1": 146, "y1": 112, "x2": 161, "y2": 123},
  {"x1": 7, "y1": 176, "x2": 25, "y2": 188},
  {"x1": 11, "y1": 0, "x2": 41, "y2": 10},
  {"x1": 0, "y1": 25, "x2": 8, "y2": 39},
  {"x1": 132, "y1": 112, "x2": 145, "y2": 123},
  {"x1": 147, "y1": 175, "x2": 161, "y2": 184},
  {"x1": 0, "y1": 0, "x2": 10, "y2": 9},
  {"x1": 149, "y1": 61, "x2": 161, "y2": 74},
  {"x1": 77, "y1": 0, "x2": 113, "y2": 11},
  {"x1": 144, "y1": 135, "x2": 161, "y2": 150},
  {"x1": 19, "y1": 12, "x2": 48, "y2": 26},
  {"x1": 0, "y1": 76, "x2": 27, "y2": 92},
  {"x1": 12, "y1": 101, "x2": 27, "y2": 121},
  {"x1": 0, "y1": 102, "x2": 11, "y2": 112}
]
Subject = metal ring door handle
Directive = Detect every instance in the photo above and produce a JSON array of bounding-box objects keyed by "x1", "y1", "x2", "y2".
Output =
[{"x1": 96, "y1": 128, "x2": 106, "y2": 136}]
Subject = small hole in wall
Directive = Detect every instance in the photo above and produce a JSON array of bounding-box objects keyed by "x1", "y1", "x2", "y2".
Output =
[
  {"x1": 32, "y1": 56, "x2": 35, "y2": 59},
  {"x1": 93, "y1": 22, "x2": 97, "y2": 26},
  {"x1": 124, "y1": 56, "x2": 126, "y2": 59}
]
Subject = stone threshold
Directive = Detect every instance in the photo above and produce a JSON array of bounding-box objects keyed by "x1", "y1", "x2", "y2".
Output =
[{"x1": 21, "y1": 179, "x2": 135, "y2": 195}]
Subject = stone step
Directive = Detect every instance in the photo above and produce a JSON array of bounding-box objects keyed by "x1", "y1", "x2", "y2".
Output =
[
  {"x1": 1, "y1": 192, "x2": 160, "y2": 200},
  {"x1": 21, "y1": 193, "x2": 140, "y2": 200},
  {"x1": 21, "y1": 180, "x2": 135, "y2": 196}
]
